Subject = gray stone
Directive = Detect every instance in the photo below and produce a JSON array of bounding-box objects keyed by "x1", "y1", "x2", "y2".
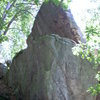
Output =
[
  {"x1": 7, "y1": 1, "x2": 95, "y2": 100},
  {"x1": 0, "y1": 63, "x2": 4, "y2": 79},
  {"x1": 8, "y1": 35, "x2": 96, "y2": 100}
]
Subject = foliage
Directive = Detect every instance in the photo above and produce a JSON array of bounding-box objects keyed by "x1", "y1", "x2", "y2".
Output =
[
  {"x1": 0, "y1": 0, "x2": 42, "y2": 59},
  {"x1": 72, "y1": 4, "x2": 100, "y2": 95},
  {"x1": 45, "y1": 0, "x2": 71, "y2": 10},
  {"x1": 87, "y1": 72, "x2": 100, "y2": 95},
  {"x1": 0, "y1": 35, "x2": 8, "y2": 43}
]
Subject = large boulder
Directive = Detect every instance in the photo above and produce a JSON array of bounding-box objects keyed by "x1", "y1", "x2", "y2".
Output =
[
  {"x1": 8, "y1": 34, "x2": 96, "y2": 100},
  {"x1": 7, "y1": 1, "x2": 95, "y2": 100}
]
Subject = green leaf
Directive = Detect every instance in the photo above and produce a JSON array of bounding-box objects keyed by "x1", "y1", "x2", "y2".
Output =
[
  {"x1": 0, "y1": 35, "x2": 8, "y2": 43},
  {"x1": 34, "y1": 0, "x2": 39, "y2": 5}
]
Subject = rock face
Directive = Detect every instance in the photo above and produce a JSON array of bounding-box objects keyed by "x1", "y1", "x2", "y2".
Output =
[
  {"x1": 0, "y1": 63, "x2": 4, "y2": 79},
  {"x1": 8, "y1": 34, "x2": 96, "y2": 100},
  {"x1": 27, "y1": 1, "x2": 85, "y2": 45},
  {"x1": 0, "y1": 63, "x2": 14, "y2": 100}
]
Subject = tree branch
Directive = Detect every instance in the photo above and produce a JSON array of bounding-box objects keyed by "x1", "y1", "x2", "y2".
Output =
[
  {"x1": 3, "y1": 13, "x2": 17, "y2": 35},
  {"x1": 3, "y1": 6, "x2": 35, "y2": 35},
  {"x1": 0, "y1": 0, "x2": 17, "y2": 35},
  {"x1": 3, "y1": 0, "x2": 17, "y2": 21},
  {"x1": 16, "y1": 2, "x2": 35, "y2": 6}
]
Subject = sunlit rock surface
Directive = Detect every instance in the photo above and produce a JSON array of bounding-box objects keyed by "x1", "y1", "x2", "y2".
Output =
[{"x1": 8, "y1": 34, "x2": 96, "y2": 100}]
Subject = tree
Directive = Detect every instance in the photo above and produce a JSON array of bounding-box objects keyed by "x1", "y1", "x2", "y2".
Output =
[{"x1": 0, "y1": 0, "x2": 41, "y2": 59}]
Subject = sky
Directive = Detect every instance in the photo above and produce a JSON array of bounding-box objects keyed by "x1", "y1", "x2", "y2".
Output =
[{"x1": 68, "y1": 0, "x2": 100, "y2": 32}]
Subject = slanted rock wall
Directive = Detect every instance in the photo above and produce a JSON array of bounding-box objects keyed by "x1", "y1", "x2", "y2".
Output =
[{"x1": 8, "y1": 35, "x2": 96, "y2": 100}]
